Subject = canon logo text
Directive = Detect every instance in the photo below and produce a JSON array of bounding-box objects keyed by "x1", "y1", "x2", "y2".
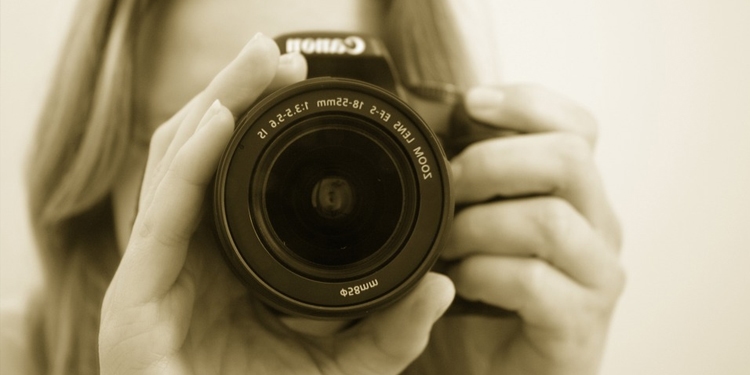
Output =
[{"x1": 286, "y1": 36, "x2": 366, "y2": 55}]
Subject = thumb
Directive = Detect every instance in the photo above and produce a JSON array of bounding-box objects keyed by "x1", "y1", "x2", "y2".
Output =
[{"x1": 335, "y1": 273, "x2": 455, "y2": 375}]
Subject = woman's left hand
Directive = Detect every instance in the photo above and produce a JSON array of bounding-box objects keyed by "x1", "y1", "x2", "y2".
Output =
[{"x1": 412, "y1": 84, "x2": 625, "y2": 375}]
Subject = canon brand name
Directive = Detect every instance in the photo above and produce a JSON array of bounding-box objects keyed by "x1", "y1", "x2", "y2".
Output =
[{"x1": 286, "y1": 36, "x2": 366, "y2": 55}]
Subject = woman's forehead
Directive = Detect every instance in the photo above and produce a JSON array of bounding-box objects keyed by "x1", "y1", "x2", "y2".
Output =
[{"x1": 135, "y1": 0, "x2": 385, "y2": 130}]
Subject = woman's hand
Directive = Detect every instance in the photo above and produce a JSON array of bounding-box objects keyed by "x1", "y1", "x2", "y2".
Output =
[
  {"x1": 411, "y1": 85, "x2": 625, "y2": 375},
  {"x1": 98, "y1": 33, "x2": 454, "y2": 375}
]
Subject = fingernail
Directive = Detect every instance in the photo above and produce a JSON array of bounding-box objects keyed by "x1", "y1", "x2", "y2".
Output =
[
  {"x1": 279, "y1": 51, "x2": 302, "y2": 66},
  {"x1": 467, "y1": 86, "x2": 505, "y2": 108},
  {"x1": 241, "y1": 32, "x2": 266, "y2": 53},
  {"x1": 208, "y1": 98, "x2": 223, "y2": 116},
  {"x1": 465, "y1": 87, "x2": 505, "y2": 123},
  {"x1": 196, "y1": 99, "x2": 223, "y2": 132}
]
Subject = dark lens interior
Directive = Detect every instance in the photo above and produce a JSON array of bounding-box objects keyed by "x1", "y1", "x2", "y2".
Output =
[{"x1": 264, "y1": 125, "x2": 404, "y2": 267}]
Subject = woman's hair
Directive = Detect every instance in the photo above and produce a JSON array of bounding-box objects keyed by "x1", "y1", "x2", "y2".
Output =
[
  {"x1": 25, "y1": 0, "x2": 498, "y2": 373},
  {"x1": 27, "y1": 1, "x2": 149, "y2": 373},
  {"x1": 385, "y1": 0, "x2": 500, "y2": 93}
]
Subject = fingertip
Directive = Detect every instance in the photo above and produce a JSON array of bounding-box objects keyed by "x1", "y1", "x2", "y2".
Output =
[
  {"x1": 241, "y1": 32, "x2": 279, "y2": 58},
  {"x1": 212, "y1": 33, "x2": 280, "y2": 115},
  {"x1": 421, "y1": 272, "x2": 456, "y2": 321},
  {"x1": 266, "y1": 52, "x2": 308, "y2": 92},
  {"x1": 234, "y1": 33, "x2": 280, "y2": 75},
  {"x1": 340, "y1": 273, "x2": 455, "y2": 369},
  {"x1": 279, "y1": 51, "x2": 306, "y2": 70},
  {"x1": 363, "y1": 273, "x2": 455, "y2": 329},
  {"x1": 281, "y1": 51, "x2": 308, "y2": 80}
]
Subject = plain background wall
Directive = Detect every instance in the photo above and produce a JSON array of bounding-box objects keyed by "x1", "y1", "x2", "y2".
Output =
[{"x1": 1, "y1": 0, "x2": 748, "y2": 374}]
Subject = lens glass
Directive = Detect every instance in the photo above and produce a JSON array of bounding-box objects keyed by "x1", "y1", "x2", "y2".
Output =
[{"x1": 263, "y1": 121, "x2": 405, "y2": 268}]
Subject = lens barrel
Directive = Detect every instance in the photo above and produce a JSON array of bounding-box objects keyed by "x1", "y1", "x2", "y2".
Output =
[{"x1": 214, "y1": 78, "x2": 452, "y2": 319}]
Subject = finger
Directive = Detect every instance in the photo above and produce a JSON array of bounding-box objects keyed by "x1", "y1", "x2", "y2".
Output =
[
  {"x1": 335, "y1": 273, "x2": 454, "y2": 375},
  {"x1": 451, "y1": 132, "x2": 621, "y2": 246},
  {"x1": 154, "y1": 33, "x2": 279, "y2": 191},
  {"x1": 141, "y1": 33, "x2": 289, "y2": 210},
  {"x1": 263, "y1": 51, "x2": 307, "y2": 95},
  {"x1": 448, "y1": 256, "x2": 583, "y2": 329},
  {"x1": 465, "y1": 84, "x2": 598, "y2": 146},
  {"x1": 444, "y1": 196, "x2": 623, "y2": 288},
  {"x1": 116, "y1": 102, "x2": 234, "y2": 303},
  {"x1": 139, "y1": 97, "x2": 197, "y2": 210},
  {"x1": 143, "y1": 51, "x2": 303, "y2": 186},
  {"x1": 205, "y1": 33, "x2": 282, "y2": 116}
]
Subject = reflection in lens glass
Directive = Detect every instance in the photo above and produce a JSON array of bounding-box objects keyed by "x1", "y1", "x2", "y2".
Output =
[{"x1": 312, "y1": 176, "x2": 355, "y2": 220}]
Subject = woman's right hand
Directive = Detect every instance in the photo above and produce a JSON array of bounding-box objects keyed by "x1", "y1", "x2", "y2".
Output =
[{"x1": 98, "y1": 33, "x2": 454, "y2": 375}]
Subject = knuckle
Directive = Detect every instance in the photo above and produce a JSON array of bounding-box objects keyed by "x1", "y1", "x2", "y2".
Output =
[
  {"x1": 534, "y1": 198, "x2": 576, "y2": 254},
  {"x1": 576, "y1": 106, "x2": 599, "y2": 145},
  {"x1": 449, "y1": 211, "x2": 475, "y2": 251},
  {"x1": 553, "y1": 132, "x2": 592, "y2": 165},
  {"x1": 450, "y1": 257, "x2": 477, "y2": 289},
  {"x1": 519, "y1": 260, "x2": 548, "y2": 301},
  {"x1": 555, "y1": 94, "x2": 599, "y2": 146},
  {"x1": 609, "y1": 216, "x2": 625, "y2": 250},
  {"x1": 511, "y1": 83, "x2": 547, "y2": 105},
  {"x1": 135, "y1": 210, "x2": 189, "y2": 250},
  {"x1": 450, "y1": 257, "x2": 488, "y2": 300},
  {"x1": 511, "y1": 83, "x2": 549, "y2": 118},
  {"x1": 461, "y1": 140, "x2": 493, "y2": 171},
  {"x1": 547, "y1": 133, "x2": 594, "y2": 179},
  {"x1": 167, "y1": 157, "x2": 204, "y2": 188},
  {"x1": 151, "y1": 226, "x2": 190, "y2": 252},
  {"x1": 512, "y1": 83, "x2": 599, "y2": 144},
  {"x1": 586, "y1": 260, "x2": 627, "y2": 316},
  {"x1": 453, "y1": 206, "x2": 490, "y2": 248},
  {"x1": 608, "y1": 261, "x2": 628, "y2": 298}
]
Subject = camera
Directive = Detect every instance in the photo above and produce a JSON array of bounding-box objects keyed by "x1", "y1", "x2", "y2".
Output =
[{"x1": 213, "y1": 32, "x2": 507, "y2": 319}]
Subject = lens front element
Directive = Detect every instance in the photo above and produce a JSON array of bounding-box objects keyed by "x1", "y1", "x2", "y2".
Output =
[{"x1": 260, "y1": 119, "x2": 416, "y2": 278}]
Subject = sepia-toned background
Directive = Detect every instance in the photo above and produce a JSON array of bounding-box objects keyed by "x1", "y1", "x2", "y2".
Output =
[{"x1": 2, "y1": 0, "x2": 748, "y2": 374}]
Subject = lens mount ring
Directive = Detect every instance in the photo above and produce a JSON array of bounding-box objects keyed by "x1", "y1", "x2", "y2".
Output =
[{"x1": 214, "y1": 77, "x2": 453, "y2": 319}]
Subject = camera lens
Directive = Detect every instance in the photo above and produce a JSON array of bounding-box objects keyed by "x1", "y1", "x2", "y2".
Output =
[
  {"x1": 258, "y1": 117, "x2": 417, "y2": 279},
  {"x1": 214, "y1": 78, "x2": 452, "y2": 318}
]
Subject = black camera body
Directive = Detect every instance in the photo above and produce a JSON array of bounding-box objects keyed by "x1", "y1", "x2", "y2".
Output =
[{"x1": 213, "y1": 32, "x2": 505, "y2": 319}]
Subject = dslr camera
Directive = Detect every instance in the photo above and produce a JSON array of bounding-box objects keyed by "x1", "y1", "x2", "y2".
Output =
[{"x1": 213, "y1": 32, "x2": 506, "y2": 319}]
